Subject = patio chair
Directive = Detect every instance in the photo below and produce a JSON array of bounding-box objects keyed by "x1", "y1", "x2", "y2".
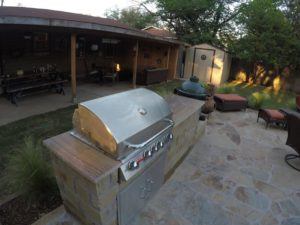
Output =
[
  {"x1": 296, "y1": 95, "x2": 300, "y2": 112},
  {"x1": 257, "y1": 109, "x2": 286, "y2": 129},
  {"x1": 103, "y1": 72, "x2": 118, "y2": 84},
  {"x1": 285, "y1": 112, "x2": 300, "y2": 171}
]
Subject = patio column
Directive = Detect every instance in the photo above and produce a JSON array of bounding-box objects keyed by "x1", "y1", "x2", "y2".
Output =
[
  {"x1": 166, "y1": 46, "x2": 171, "y2": 69},
  {"x1": 0, "y1": 33, "x2": 3, "y2": 76},
  {"x1": 70, "y1": 33, "x2": 77, "y2": 103},
  {"x1": 132, "y1": 40, "x2": 139, "y2": 88},
  {"x1": 172, "y1": 46, "x2": 179, "y2": 79}
]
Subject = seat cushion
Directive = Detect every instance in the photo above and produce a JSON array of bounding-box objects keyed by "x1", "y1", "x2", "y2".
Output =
[
  {"x1": 214, "y1": 94, "x2": 247, "y2": 102},
  {"x1": 263, "y1": 109, "x2": 285, "y2": 120}
]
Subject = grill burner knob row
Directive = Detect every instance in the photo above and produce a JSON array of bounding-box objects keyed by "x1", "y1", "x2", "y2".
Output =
[{"x1": 128, "y1": 161, "x2": 139, "y2": 170}]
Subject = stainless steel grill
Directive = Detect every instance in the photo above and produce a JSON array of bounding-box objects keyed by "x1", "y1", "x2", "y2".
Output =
[{"x1": 71, "y1": 88, "x2": 174, "y2": 225}]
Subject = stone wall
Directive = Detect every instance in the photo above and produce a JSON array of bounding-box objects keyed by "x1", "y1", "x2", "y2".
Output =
[
  {"x1": 50, "y1": 153, "x2": 119, "y2": 225},
  {"x1": 165, "y1": 108, "x2": 206, "y2": 178}
]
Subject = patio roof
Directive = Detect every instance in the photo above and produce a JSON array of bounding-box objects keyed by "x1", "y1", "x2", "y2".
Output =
[{"x1": 0, "y1": 7, "x2": 181, "y2": 45}]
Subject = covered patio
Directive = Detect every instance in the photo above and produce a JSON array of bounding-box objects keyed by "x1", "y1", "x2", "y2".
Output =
[{"x1": 0, "y1": 7, "x2": 181, "y2": 106}]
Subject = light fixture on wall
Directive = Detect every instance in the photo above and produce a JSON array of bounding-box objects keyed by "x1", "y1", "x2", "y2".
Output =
[
  {"x1": 115, "y1": 63, "x2": 121, "y2": 72},
  {"x1": 24, "y1": 35, "x2": 32, "y2": 40},
  {"x1": 91, "y1": 44, "x2": 99, "y2": 51}
]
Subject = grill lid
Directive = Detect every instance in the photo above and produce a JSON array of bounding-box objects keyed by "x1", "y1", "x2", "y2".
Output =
[{"x1": 73, "y1": 88, "x2": 172, "y2": 158}]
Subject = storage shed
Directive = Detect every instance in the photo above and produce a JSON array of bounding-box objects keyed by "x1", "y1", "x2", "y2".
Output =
[{"x1": 183, "y1": 43, "x2": 231, "y2": 86}]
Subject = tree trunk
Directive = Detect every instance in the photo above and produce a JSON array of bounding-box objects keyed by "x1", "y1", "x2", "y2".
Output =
[{"x1": 252, "y1": 62, "x2": 258, "y2": 83}]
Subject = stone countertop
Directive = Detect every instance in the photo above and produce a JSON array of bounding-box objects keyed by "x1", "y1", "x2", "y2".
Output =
[
  {"x1": 43, "y1": 94, "x2": 204, "y2": 183},
  {"x1": 166, "y1": 94, "x2": 204, "y2": 126}
]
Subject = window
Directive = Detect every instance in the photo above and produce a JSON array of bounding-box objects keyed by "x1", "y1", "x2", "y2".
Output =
[
  {"x1": 102, "y1": 38, "x2": 119, "y2": 58},
  {"x1": 33, "y1": 32, "x2": 49, "y2": 52}
]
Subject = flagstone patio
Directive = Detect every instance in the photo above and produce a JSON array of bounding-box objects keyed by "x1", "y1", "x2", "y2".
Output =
[
  {"x1": 33, "y1": 108, "x2": 300, "y2": 225},
  {"x1": 132, "y1": 109, "x2": 300, "y2": 225}
]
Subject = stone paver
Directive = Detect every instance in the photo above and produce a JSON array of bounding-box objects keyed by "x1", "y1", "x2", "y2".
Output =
[{"x1": 133, "y1": 109, "x2": 300, "y2": 225}]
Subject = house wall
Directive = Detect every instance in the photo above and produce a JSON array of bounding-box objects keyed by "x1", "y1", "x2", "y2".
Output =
[
  {"x1": 137, "y1": 41, "x2": 169, "y2": 72},
  {"x1": 1, "y1": 32, "x2": 70, "y2": 76},
  {"x1": 183, "y1": 43, "x2": 231, "y2": 86}
]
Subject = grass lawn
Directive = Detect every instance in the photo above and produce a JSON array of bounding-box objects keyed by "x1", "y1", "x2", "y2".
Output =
[
  {"x1": 217, "y1": 81, "x2": 297, "y2": 109},
  {"x1": 0, "y1": 80, "x2": 182, "y2": 198},
  {"x1": 0, "y1": 106, "x2": 75, "y2": 198},
  {"x1": 148, "y1": 79, "x2": 183, "y2": 97}
]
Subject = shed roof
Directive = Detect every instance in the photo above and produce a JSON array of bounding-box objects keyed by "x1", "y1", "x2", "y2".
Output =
[
  {"x1": 192, "y1": 43, "x2": 229, "y2": 53},
  {"x1": 0, "y1": 7, "x2": 180, "y2": 44}
]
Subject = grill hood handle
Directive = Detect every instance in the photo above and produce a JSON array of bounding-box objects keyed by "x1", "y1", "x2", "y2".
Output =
[{"x1": 125, "y1": 119, "x2": 174, "y2": 150}]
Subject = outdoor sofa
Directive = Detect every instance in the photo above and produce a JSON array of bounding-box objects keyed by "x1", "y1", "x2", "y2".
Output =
[
  {"x1": 214, "y1": 93, "x2": 248, "y2": 111},
  {"x1": 296, "y1": 95, "x2": 300, "y2": 112}
]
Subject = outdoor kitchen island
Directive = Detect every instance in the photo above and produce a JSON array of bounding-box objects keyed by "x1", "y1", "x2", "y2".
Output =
[{"x1": 42, "y1": 92, "x2": 205, "y2": 225}]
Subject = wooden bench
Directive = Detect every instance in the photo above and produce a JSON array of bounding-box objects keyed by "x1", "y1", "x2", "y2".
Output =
[{"x1": 2, "y1": 73, "x2": 67, "y2": 106}]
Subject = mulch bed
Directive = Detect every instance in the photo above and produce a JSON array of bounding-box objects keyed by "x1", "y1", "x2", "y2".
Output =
[{"x1": 0, "y1": 195, "x2": 62, "y2": 225}]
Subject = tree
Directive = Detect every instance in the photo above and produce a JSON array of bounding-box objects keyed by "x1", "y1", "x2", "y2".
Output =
[
  {"x1": 105, "y1": 7, "x2": 159, "y2": 29},
  {"x1": 145, "y1": 0, "x2": 246, "y2": 46},
  {"x1": 230, "y1": 0, "x2": 300, "y2": 82},
  {"x1": 280, "y1": 0, "x2": 300, "y2": 37}
]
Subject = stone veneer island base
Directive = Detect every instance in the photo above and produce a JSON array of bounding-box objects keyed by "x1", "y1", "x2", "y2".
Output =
[{"x1": 41, "y1": 94, "x2": 206, "y2": 225}]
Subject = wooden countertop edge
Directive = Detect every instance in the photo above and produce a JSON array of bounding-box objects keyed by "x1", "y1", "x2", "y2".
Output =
[{"x1": 43, "y1": 133, "x2": 121, "y2": 183}]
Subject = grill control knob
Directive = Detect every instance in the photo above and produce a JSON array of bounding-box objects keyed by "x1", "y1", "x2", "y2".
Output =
[
  {"x1": 144, "y1": 150, "x2": 153, "y2": 159},
  {"x1": 152, "y1": 145, "x2": 158, "y2": 152},
  {"x1": 159, "y1": 141, "x2": 164, "y2": 148},
  {"x1": 169, "y1": 133, "x2": 173, "y2": 140},
  {"x1": 128, "y1": 161, "x2": 139, "y2": 170}
]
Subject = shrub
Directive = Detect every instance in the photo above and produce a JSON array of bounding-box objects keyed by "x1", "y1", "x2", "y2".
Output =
[
  {"x1": 248, "y1": 92, "x2": 266, "y2": 109},
  {"x1": 4, "y1": 137, "x2": 58, "y2": 202},
  {"x1": 217, "y1": 85, "x2": 236, "y2": 94},
  {"x1": 287, "y1": 98, "x2": 296, "y2": 110}
]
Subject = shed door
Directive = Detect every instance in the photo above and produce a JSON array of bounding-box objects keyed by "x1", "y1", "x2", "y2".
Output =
[{"x1": 192, "y1": 48, "x2": 214, "y2": 82}]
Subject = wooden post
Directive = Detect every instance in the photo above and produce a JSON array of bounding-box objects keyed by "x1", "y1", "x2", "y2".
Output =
[
  {"x1": 0, "y1": 32, "x2": 3, "y2": 76},
  {"x1": 70, "y1": 33, "x2": 77, "y2": 103},
  {"x1": 172, "y1": 46, "x2": 179, "y2": 79},
  {"x1": 166, "y1": 46, "x2": 171, "y2": 69},
  {"x1": 132, "y1": 40, "x2": 139, "y2": 88}
]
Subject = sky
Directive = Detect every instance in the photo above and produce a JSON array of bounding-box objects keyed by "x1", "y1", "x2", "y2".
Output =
[{"x1": 4, "y1": 0, "x2": 142, "y2": 17}]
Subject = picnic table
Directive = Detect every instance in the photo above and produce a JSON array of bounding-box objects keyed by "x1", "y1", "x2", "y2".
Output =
[{"x1": 1, "y1": 71, "x2": 68, "y2": 106}]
